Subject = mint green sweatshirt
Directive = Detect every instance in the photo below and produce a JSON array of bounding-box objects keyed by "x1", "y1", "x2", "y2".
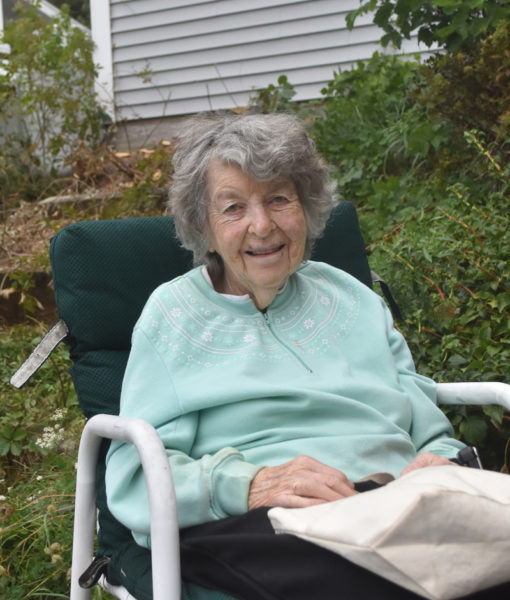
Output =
[{"x1": 106, "y1": 261, "x2": 464, "y2": 549}]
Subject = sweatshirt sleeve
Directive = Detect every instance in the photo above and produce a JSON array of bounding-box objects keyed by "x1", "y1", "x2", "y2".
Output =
[
  {"x1": 382, "y1": 301, "x2": 465, "y2": 458},
  {"x1": 105, "y1": 325, "x2": 261, "y2": 547}
]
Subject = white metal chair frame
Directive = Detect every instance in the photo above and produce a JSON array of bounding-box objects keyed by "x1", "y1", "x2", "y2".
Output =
[{"x1": 69, "y1": 382, "x2": 510, "y2": 600}]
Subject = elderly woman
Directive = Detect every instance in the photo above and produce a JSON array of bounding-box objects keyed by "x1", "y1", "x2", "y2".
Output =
[{"x1": 105, "y1": 114, "x2": 468, "y2": 599}]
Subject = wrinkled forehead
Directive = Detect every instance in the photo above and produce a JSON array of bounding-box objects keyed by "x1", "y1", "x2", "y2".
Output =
[
  {"x1": 206, "y1": 131, "x2": 295, "y2": 180},
  {"x1": 205, "y1": 158, "x2": 296, "y2": 199}
]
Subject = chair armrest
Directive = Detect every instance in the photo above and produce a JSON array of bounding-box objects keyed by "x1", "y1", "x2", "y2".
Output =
[
  {"x1": 437, "y1": 382, "x2": 510, "y2": 411},
  {"x1": 70, "y1": 414, "x2": 180, "y2": 600}
]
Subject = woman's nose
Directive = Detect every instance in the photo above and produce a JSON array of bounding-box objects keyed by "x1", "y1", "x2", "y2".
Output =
[{"x1": 248, "y1": 205, "x2": 275, "y2": 237}]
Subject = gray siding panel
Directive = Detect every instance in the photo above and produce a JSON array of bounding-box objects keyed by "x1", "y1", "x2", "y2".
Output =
[
  {"x1": 111, "y1": 0, "x2": 359, "y2": 42},
  {"x1": 108, "y1": 0, "x2": 424, "y2": 121},
  {"x1": 110, "y1": 0, "x2": 318, "y2": 22}
]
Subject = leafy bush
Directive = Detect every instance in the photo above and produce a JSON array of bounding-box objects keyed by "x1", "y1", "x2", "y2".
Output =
[
  {"x1": 308, "y1": 37, "x2": 510, "y2": 468},
  {"x1": 417, "y1": 19, "x2": 510, "y2": 147},
  {"x1": 367, "y1": 138, "x2": 510, "y2": 467},
  {"x1": 312, "y1": 52, "x2": 455, "y2": 238},
  {"x1": 249, "y1": 74, "x2": 297, "y2": 114},
  {"x1": 0, "y1": 2, "x2": 105, "y2": 207},
  {"x1": 347, "y1": 0, "x2": 510, "y2": 52}
]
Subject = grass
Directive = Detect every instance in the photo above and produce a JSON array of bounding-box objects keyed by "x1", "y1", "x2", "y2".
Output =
[{"x1": 0, "y1": 323, "x2": 114, "y2": 599}]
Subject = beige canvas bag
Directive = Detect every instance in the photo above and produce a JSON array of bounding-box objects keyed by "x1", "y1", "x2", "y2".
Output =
[{"x1": 268, "y1": 465, "x2": 510, "y2": 600}]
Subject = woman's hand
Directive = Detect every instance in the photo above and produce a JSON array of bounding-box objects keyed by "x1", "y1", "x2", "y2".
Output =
[
  {"x1": 248, "y1": 455, "x2": 357, "y2": 510},
  {"x1": 401, "y1": 452, "x2": 456, "y2": 476}
]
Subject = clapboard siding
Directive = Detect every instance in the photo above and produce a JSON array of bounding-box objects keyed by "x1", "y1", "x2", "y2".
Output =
[
  {"x1": 110, "y1": 0, "x2": 322, "y2": 22},
  {"x1": 111, "y1": 0, "x2": 364, "y2": 44},
  {"x1": 100, "y1": 0, "x2": 426, "y2": 122},
  {"x1": 113, "y1": 41, "x2": 379, "y2": 92},
  {"x1": 112, "y1": 14, "x2": 366, "y2": 62},
  {"x1": 113, "y1": 25, "x2": 377, "y2": 75}
]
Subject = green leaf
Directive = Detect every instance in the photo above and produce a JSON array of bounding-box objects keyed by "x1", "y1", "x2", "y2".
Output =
[
  {"x1": 482, "y1": 404, "x2": 504, "y2": 425},
  {"x1": 460, "y1": 415, "x2": 488, "y2": 446},
  {"x1": 0, "y1": 438, "x2": 10, "y2": 455},
  {"x1": 9, "y1": 441, "x2": 22, "y2": 456},
  {"x1": 447, "y1": 354, "x2": 469, "y2": 367},
  {"x1": 1, "y1": 423, "x2": 15, "y2": 438},
  {"x1": 496, "y1": 293, "x2": 510, "y2": 312},
  {"x1": 12, "y1": 428, "x2": 26, "y2": 442}
]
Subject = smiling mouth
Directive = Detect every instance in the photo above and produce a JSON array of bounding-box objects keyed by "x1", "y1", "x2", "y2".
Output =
[{"x1": 245, "y1": 244, "x2": 285, "y2": 256}]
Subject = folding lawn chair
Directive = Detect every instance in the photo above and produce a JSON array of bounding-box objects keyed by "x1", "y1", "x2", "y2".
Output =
[{"x1": 11, "y1": 201, "x2": 510, "y2": 600}]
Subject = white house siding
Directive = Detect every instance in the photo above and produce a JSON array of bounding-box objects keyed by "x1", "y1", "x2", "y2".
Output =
[{"x1": 100, "y1": 0, "x2": 427, "y2": 123}]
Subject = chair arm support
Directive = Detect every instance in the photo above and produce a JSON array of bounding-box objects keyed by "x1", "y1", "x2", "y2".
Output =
[
  {"x1": 70, "y1": 414, "x2": 180, "y2": 600},
  {"x1": 437, "y1": 382, "x2": 510, "y2": 411}
]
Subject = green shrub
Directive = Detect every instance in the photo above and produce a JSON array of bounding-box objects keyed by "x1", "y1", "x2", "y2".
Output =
[
  {"x1": 347, "y1": 0, "x2": 510, "y2": 52},
  {"x1": 367, "y1": 139, "x2": 510, "y2": 468},
  {"x1": 312, "y1": 52, "x2": 455, "y2": 238},
  {"x1": 307, "y1": 39, "x2": 510, "y2": 468},
  {"x1": 0, "y1": 2, "x2": 105, "y2": 207},
  {"x1": 249, "y1": 74, "x2": 297, "y2": 114},
  {"x1": 417, "y1": 20, "x2": 510, "y2": 147}
]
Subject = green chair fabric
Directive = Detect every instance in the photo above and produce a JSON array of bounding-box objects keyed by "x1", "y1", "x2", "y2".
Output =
[
  {"x1": 50, "y1": 201, "x2": 371, "y2": 597},
  {"x1": 311, "y1": 202, "x2": 372, "y2": 289}
]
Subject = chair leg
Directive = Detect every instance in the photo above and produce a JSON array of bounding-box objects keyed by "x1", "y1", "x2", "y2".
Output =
[{"x1": 70, "y1": 414, "x2": 181, "y2": 600}]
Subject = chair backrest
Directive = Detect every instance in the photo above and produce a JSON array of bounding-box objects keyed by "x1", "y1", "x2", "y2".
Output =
[
  {"x1": 51, "y1": 201, "x2": 370, "y2": 418},
  {"x1": 50, "y1": 200, "x2": 370, "y2": 562}
]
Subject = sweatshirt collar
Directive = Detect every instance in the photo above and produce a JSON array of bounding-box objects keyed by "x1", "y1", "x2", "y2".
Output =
[{"x1": 198, "y1": 265, "x2": 293, "y2": 313}]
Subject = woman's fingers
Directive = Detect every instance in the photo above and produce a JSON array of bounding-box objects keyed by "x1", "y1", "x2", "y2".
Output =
[
  {"x1": 248, "y1": 455, "x2": 357, "y2": 510},
  {"x1": 401, "y1": 452, "x2": 456, "y2": 476},
  {"x1": 290, "y1": 469, "x2": 354, "y2": 501}
]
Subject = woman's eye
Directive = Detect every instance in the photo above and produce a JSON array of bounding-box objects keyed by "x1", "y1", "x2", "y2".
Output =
[
  {"x1": 270, "y1": 195, "x2": 289, "y2": 207},
  {"x1": 224, "y1": 203, "x2": 241, "y2": 214}
]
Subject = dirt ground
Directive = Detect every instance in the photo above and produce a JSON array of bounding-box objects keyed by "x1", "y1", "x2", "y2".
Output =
[
  {"x1": 0, "y1": 203, "x2": 75, "y2": 326},
  {"x1": 0, "y1": 143, "x2": 175, "y2": 326}
]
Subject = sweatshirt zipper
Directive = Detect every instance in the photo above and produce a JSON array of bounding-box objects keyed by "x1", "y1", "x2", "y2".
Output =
[{"x1": 262, "y1": 312, "x2": 313, "y2": 374}]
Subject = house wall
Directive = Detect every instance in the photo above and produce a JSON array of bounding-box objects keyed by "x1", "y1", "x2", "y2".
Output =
[
  {"x1": 0, "y1": 0, "x2": 10, "y2": 56},
  {"x1": 1, "y1": 0, "x2": 12, "y2": 55},
  {"x1": 94, "y1": 0, "x2": 428, "y2": 129}
]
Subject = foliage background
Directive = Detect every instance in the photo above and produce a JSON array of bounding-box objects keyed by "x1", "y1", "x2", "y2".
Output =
[
  {"x1": 0, "y1": 2, "x2": 103, "y2": 209},
  {"x1": 309, "y1": 19, "x2": 510, "y2": 467}
]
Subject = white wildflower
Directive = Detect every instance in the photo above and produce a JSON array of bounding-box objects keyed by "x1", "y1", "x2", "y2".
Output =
[
  {"x1": 51, "y1": 408, "x2": 67, "y2": 422},
  {"x1": 35, "y1": 424, "x2": 65, "y2": 451}
]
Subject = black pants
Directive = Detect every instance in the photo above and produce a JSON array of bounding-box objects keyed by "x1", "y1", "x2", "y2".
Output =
[{"x1": 180, "y1": 507, "x2": 510, "y2": 600}]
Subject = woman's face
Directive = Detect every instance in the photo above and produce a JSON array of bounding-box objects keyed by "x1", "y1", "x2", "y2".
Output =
[{"x1": 207, "y1": 160, "x2": 307, "y2": 310}]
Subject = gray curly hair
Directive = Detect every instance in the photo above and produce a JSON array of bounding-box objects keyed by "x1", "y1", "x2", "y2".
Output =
[{"x1": 167, "y1": 113, "x2": 338, "y2": 273}]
